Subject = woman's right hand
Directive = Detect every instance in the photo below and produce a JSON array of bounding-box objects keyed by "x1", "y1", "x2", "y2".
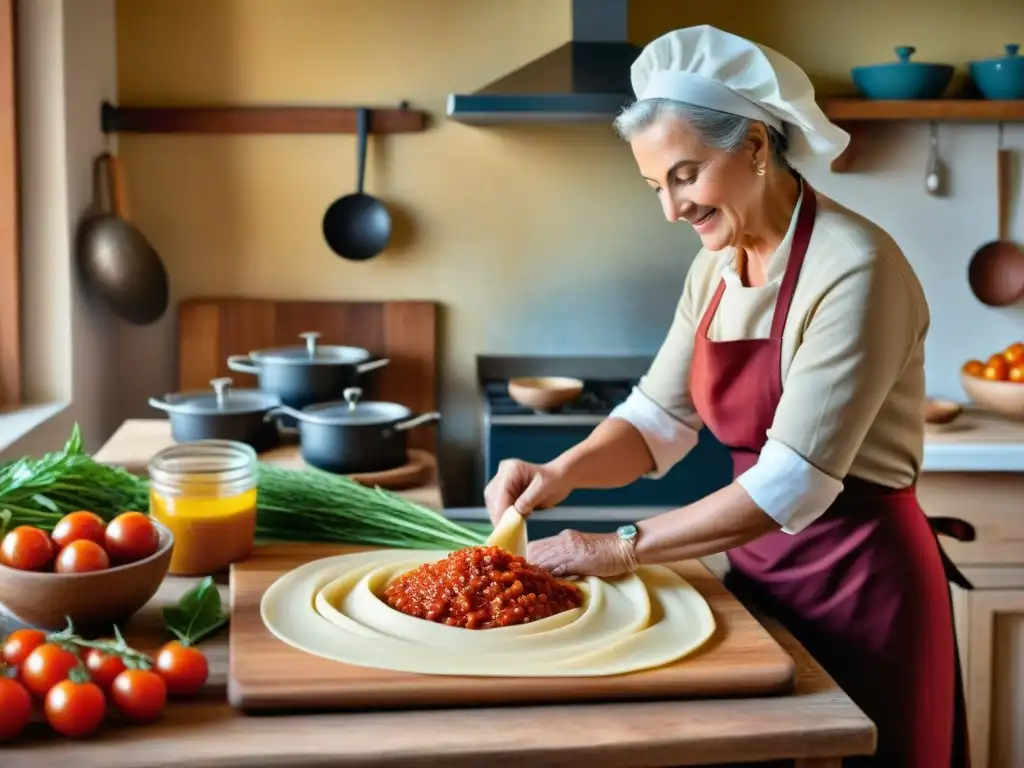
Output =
[{"x1": 483, "y1": 459, "x2": 574, "y2": 526}]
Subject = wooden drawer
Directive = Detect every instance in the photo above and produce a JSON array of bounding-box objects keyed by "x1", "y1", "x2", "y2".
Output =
[{"x1": 918, "y1": 472, "x2": 1024, "y2": 566}]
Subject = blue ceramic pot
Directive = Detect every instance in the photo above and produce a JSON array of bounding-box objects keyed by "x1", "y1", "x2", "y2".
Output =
[
  {"x1": 851, "y1": 46, "x2": 954, "y2": 100},
  {"x1": 969, "y1": 44, "x2": 1024, "y2": 100}
]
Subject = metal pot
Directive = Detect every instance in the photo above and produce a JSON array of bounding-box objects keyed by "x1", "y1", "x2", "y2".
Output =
[
  {"x1": 148, "y1": 377, "x2": 283, "y2": 451},
  {"x1": 227, "y1": 331, "x2": 390, "y2": 410},
  {"x1": 265, "y1": 387, "x2": 440, "y2": 474}
]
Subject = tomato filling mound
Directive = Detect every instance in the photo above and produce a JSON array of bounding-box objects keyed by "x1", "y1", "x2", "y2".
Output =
[{"x1": 382, "y1": 545, "x2": 583, "y2": 630}]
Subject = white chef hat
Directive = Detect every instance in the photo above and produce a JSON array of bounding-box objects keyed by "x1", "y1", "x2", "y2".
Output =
[{"x1": 630, "y1": 25, "x2": 849, "y2": 164}]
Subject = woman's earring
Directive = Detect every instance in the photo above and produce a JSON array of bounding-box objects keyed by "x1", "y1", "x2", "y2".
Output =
[{"x1": 756, "y1": 163, "x2": 766, "y2": 177}]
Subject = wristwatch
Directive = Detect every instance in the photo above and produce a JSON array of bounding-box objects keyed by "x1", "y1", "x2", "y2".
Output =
[
  {"x1": 616, "y1": 524, "x2": 638, "y2": 543},
  {"x1": 616, "y1": 524, "x2": 640, "y2": 571}
]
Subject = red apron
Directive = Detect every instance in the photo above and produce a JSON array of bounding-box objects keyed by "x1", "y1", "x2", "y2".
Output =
[{"x1": 688, "y1": 184, "x2": 973, "y2": 767}]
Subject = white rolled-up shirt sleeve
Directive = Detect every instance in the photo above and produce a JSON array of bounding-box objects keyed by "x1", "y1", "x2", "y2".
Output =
[
  {"x1": 610, "y1": 387, "x2": 699, "y2": 479},
  {"x1": 736, "y1": 439, "x2": 843, "y2": 534}
]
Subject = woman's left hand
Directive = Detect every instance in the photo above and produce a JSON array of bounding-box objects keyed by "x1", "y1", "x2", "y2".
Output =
[{"x1": 527, "y1": 529, "x2": 636, "y2": 579}]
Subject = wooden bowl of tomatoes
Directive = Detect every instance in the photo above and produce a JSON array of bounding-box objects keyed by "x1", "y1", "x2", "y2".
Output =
[
  {"x1": 0, "y1": 510, "x2": 174, "y2": 631},
  {"x1": 961, "y1": 341, "x2": 1024, "y2": 420}
]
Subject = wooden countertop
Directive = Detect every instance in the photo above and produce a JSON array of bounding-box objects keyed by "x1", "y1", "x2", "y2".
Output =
[
  {"x1": 92, "y1": 418, "x2": 444, "y2": 510},
  {"x1": 923, "y1": 407, "x2": 1024, "y2": 472},
  {"x1": 1, "y1": 420, "x2": 875, "y2": 766},
  {"x1": 4, "y1": 566, "x2": 874, "y2": 768}
]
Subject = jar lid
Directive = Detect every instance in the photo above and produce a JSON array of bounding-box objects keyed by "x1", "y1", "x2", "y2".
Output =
[
  {"x1": 148, "y1": 439, "x2": 257, "y2": 492},
  {"x1": 249, "y1": 331, "x2": 372, "y2": 366},
  {"x1": 156, "y1": 378, "x2": 280, "y2": 415},
  {"x1": 298, "y1": 387, "x2": 411, "y2": 425}
]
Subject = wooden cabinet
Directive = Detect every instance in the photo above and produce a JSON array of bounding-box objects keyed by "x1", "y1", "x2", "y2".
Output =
[
  {"x1": 951, "y1": 572, "x2": 1024, "y2": 768},
  {"x1": 920, "y1": 471, "x2": 1024, "y2": 768}
]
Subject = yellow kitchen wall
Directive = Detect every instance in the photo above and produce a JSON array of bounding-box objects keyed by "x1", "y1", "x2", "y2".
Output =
[
  {"x1": 629, "y1": 0, "x2": 1024, "y2": 95},
  {"x1": 115, "y1": 0, "x2": 1024, "y2": 503}
]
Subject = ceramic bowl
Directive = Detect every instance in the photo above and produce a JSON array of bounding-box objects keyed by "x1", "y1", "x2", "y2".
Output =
[
  {"x1": 969, "y1": 44, "x2": 1024, "y2": 100},
  {"x1": 960, "y1": 373, "x2": 1024, "y2": 420},
  {"x1": 924, "y1": 398, "x2": 963, "y2": 425},
  {"x1": 851, "y1": 46, "x2": 954, "y2": 100},
  {"x1": 0, "y1": 519, "x2": 174, "y2": 631},
  {"x1": 508, "y1": 376, "x2": 584, "y2": 412}
]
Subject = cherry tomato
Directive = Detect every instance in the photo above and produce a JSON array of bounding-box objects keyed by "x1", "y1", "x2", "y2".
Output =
[
  {"x1": 961, "y1": 359, "x2": 985, "y2": 378},
  {"x1": 21, "y1": 642, "x2": 79, "y2": 698},
  {"x1": 104, "y1": 512, "x2": 159, "y2": 565},
  {"x1": 0, "y1": 676, "x2": 32, "y2": 741},
  {"x1": 55, "y1": 539, "x2": 110, "y2": 574},
  {"x1": 155, "y1": 641, "x2": 209, "y2": 697},
  {"x1": 44, "y1": 676, "x2": 106, "y2": 738},
  {"x1": 1009, "y1": 364, "x2": 1024, "y2": 384},
  {"x1": 2, "y1": 628, "x2": 46, "y2": 667},
  {"x1": 51, "y1": 511, "x2": 107, "y2": 550},
  {"x1": 110, "y1": 668, "x2": 166, "y2": 723},
  {"x1": 1003, "y1": 342, "x2": 1024, "y2": 365},
  {"x1": 0, "y1": 526, "x2": 54, "y2": 571},
  {"x1": 84, "y1": 646, "x2": 126, "y2": 689}
]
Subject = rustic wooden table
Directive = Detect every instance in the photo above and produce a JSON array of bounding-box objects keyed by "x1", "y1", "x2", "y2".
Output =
[{"x1": 1, "y1": 421, "x2": 876, "y2": 767}]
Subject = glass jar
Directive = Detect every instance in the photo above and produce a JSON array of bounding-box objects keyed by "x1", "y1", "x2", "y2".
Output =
[{"x1": 148, "y1": 440, "x2": 258, "y2": 576}]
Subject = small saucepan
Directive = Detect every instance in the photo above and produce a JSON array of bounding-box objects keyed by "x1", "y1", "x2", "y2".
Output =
[
  {"x1": 149, "y1": 377, "x2": 282, "y2": 452},
  {"x1": 265, "y1": 387, "x2": 440, "y2": 474},
  {"x1": 227, "y1": 331, "x2": 390, "y2": 411}
]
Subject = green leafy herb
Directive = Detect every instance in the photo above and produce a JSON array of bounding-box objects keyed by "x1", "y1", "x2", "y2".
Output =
[
  {"x1": 0, "y1": 423, "x2": 150, "y2": 531},
  {"x1": 0, "y1": 509, "x2": 11, "y2": 538},
  {"x1": 162, "y1": 576, "x2": 229, "y2": 647}
]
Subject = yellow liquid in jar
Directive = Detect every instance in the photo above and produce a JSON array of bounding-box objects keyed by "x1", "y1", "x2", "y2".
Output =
[{"x1": 150, "y1": 486, "x2": 257, "y2": 576}]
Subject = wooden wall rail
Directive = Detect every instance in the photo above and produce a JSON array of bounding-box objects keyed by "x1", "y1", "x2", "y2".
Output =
[{"x1": 100, "y1": 100, "x2": 428, "y2": 135}]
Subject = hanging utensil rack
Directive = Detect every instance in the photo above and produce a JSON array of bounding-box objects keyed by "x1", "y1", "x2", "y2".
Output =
[{"x1": 100, "y1": 100, "x2": 428, "y2": 135}]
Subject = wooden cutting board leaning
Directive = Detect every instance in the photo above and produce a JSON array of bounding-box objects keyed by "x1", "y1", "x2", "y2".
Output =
[{"x1": 176, "y1": 297, "x2": 439, "y2": 454}]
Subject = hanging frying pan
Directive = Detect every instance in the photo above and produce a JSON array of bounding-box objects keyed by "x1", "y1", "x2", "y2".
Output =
[
  {"x1": 76, "y1": 152, "x2": 170, "y2": 325},
  {"x1": 322, "y1": 108, "x2": 392, "y2": 261}
]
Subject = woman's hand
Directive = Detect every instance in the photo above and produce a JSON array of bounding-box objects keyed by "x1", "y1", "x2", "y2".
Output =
[
  {"x1": 483, "y1": 459, "x2": 573, "y2": 526},
  {"x1": 528, "y1": 530, "x2": 637, "y2": 579}
]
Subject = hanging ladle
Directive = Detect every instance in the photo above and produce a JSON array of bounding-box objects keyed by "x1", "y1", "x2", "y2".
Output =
[
  {"x1": 967, "y1": 123, "x2": 1024, "y2": 307},
  {"x1": 321, "y1": 108, "x2": 392, "y2": 261},
  {"x1": 924, "y1": 122, "x2": 943, "y2": 196}
]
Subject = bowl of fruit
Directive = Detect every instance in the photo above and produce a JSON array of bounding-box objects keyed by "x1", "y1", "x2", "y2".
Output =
[
  {"x1": 961, "y1": 341, "x2": 1024, "y2": 420},
  {"x1": 0, "y1": 510, "x2": 174, "y2": 631}
]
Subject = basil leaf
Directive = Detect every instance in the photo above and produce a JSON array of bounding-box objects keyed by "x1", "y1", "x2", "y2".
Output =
[{"x1": 162, "y1": 576, "x2": 229, "y2": 646}]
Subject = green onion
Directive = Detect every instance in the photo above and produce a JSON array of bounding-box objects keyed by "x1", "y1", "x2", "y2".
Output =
[{"x1": 0, "y1": 425, "x2": 487, "y2": 550}]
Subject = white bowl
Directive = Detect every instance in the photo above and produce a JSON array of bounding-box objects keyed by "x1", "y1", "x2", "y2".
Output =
[{"x1": 960, "y1": 372, "x2": 1024, "y2": 420}]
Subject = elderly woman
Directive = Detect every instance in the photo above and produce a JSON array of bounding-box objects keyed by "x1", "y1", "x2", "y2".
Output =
[{"x1": 484, "y1": 25, "x2": 972, "y2": 768}]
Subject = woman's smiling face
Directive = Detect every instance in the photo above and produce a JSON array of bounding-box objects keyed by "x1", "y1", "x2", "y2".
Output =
[{"x1": 629, "y1": 117, "x2": 764, "y2": 252}]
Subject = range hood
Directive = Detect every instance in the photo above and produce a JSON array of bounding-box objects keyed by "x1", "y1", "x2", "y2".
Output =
[{"x1": 447, "y1": 0, "x2": 641, "y2": 125}]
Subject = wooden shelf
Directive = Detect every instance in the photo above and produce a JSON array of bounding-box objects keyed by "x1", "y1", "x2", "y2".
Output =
[
  {"x1": 100, "y1": 100, "x2": 429, "y2": 135},
  {"x1": 821, "y1": 98, "x2": 1024, "y2": 172}
]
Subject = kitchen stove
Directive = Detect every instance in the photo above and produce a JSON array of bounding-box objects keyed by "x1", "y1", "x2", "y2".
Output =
[{"x1": 476, "y1": 355, "x2": 733, "y2": 510}]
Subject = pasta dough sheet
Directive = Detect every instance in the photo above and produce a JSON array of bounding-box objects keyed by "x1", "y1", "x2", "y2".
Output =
[{"x1": 259, "y1": 509, "x2": 716, "y2": 677}]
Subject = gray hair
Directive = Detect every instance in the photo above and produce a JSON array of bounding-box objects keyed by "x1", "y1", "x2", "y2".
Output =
[{"x1": 612, "y1": 98, "x2": 791, "y2": 170}]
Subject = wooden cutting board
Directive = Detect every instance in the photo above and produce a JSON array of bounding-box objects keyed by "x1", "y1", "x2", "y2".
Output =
[
  {"x1": 228, "y1": 544, "x2": 796, "y2": 712},
  {"x1": 177, "y1": 298, "x2": 437, "y2": 452}
]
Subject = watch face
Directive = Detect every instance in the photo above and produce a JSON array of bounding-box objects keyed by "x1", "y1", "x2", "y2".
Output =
[{"x1": 618, "y1": 524, "x2": 638, "y2": 540}]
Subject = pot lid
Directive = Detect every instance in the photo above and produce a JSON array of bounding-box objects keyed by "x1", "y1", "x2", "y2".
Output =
[
  {"x1": 157, "y1": 378, "x2": 281, "y2": 415},
  {"x1": 249, "y1": 331, "x2": 372, "y2": 365},
  {"x1": 301, "y1": 387, "x2": 411, "y2": 425}
]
